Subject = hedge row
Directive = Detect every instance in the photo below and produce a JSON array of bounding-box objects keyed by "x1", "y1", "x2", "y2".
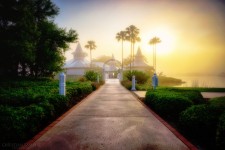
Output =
[
  {"x1": 145, "y1": 89, "x2": 195, "y2": 121},
  {"x1": 179, "y1": 97, "x2": 225, "y2": 149},
  {"x1": 144, "y1": 88, "x2": 225, "y2": 149},
  {"x1": 0, "y1": 80, "x2": 94, "y2": 149}
]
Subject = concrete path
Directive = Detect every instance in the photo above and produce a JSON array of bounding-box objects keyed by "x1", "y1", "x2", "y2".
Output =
[{"x1": 26, "y1": 79, "x2": 193, "y2": 150}]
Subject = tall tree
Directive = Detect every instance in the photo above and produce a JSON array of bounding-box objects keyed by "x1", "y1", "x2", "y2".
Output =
[
  {"x1": 125, "y1": 25, "x2": 141, "y2": 70},
  {"x1": 116, "y1": 31, "x2": 126, "y2": 70},
  {"x1": 149, "y1": 36, "x2": 161, "y2": 73},
  {"x1": 0, "y1": 0, "x2": 78, "y2": 77},
  {"x1": 85, "y1": 41, "x2": 96, "y2": 68},
  {"x1": 33, "y1": 21, "x2": 78, "y2": 77}
]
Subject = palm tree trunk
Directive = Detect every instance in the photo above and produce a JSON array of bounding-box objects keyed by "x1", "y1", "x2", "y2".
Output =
[
  {"x1": 153, "y1": 44, "x2": 156, "y2": 73},
  {"x1": 122, "y1": 40, "x2": 124, "y2": 70},
  {"x1": 155, "y1": 44, "x2": 157, "y2": 73},
  {"x1": 130, "y1": 41, "x2": 132, "y2": 71},
  {"x1": 154, "y1": 44, "x2": 156, "y2": 73},
  {"x1": 132, "y1": 41, "x2": 135, "y2": 69},
  {"x1": 90, "y1": 49, "x2": 92, "y2": 68}
]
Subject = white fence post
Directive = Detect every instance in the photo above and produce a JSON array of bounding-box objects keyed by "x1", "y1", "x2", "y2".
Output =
[
  {"x1": 59, "y1": 72, "x2": 66, "y2": 96},
  {"x1": 131, "y1": 75, "x2": 136, "y2": 91}
]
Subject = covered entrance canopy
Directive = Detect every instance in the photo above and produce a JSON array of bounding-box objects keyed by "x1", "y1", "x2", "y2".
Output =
[{"x1": 102, "y1": 57, "x2": 122, "y2": 81}]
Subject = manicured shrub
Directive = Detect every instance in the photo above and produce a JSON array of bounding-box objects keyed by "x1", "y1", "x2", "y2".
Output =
[
  {"x1": 124, "y1": 70, "x2": 149, "y2": 84},
  {"x1": 216, "y1": 112, "x2": 225, "y2": 150},
  {"x1": 121, "y1": 80, "x2": 132, "y2": 90},
  {"x1": 179, "y1": 104, "x2": 220, "y2": 148},
  {"x1": 78, "y1": 76, "x2": 87, "y2": 82},
  {"x1": 120, "y1": 80, "x2": 141, "y2": 90},
  {"x1": 0, "y1": 105, "x2": 47, "y2": 143},
  {"x1": 157, "y1": 88, "x2": 205, "y2": 104},
  {"x1": 0, "y1": 79, "x2": 94, "y2": 148},
  {"x1": 145, "y1": 90, "x2": 193, "y2": 121},
  {"x1": 91, "y1": 82, "x2": 100, "y2": 90},
  {"x1": 84, "y1": 70, "x2": 99, "y2": 82},
  {"x1": 209, "y1": 96, "x2": 225, "y2": 114},
  {"x1": 47, "y1": 95, "x2": 69, "y2": 116}
]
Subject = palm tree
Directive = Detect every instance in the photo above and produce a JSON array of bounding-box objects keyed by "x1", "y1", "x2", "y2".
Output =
[
  {"x1": 126, "y1": 25, "x2": 141, "y2": 70},
  {"x1": 85, "y1": 41, "x2": 96, "y2": 68},
  {"x1": 116, "y1": 31, "x2": 126, "y2": 70},
  {"x1": 149, "y1": 36, "x2": 161, "y2": 73}
]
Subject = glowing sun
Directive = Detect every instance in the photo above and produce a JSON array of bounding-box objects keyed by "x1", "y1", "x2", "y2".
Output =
[{"x1": 141, "y1": 26, "x2": 176, "y2": 55}]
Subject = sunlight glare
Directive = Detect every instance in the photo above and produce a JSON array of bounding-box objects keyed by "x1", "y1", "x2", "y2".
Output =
[{"x1": 142, "y1": 27, "x2": 176, "y2": 55}]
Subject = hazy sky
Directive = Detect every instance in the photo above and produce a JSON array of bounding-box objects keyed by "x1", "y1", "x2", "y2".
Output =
[{"x1": 52, "y1": 0, "x2": 225, "y2": 75}]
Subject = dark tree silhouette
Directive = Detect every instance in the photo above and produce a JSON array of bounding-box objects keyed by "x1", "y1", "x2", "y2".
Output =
[{"x1": 0, "y1": 0, "x2": 78, "y2": 77}]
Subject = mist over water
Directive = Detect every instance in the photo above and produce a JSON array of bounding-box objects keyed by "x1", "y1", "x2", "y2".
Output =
[{"x1": 174, "y1": 75, "x2": 225, "y2": 88}]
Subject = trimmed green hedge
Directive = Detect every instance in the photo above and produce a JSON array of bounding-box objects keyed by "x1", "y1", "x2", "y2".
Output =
[
  {"x1": 179, "y1": 105, "x2": 219, "y2": 147},
  {"x1": 145, "y1": 89, "x2": 193, "y2": 121},
  {"x1": 156, "y1": 88, "x2": 205, "y2": 104},
  {"x1": 216, "y1": 112, "x2": 225, "y2": 150},
  {"x1": 0, "y1": 80, "x2": 94, "y2": 148},
  {"x1": 179, "y1": 96, "x2": 225, "y2": 149},
  {"x1": 143, "y1": 87, "x2": 225, "y2": 149}
]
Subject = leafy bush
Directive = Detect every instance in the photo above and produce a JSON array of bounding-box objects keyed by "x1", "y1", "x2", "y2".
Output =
[
  {"x1": 0, "y1": 104, "x2": 48, "y2": 143},
  {"x1": 124, "y1": 70, "x2": 149, "y2": 84},
  {"x1": 209, "y1": 96, "x2": 225, "y2": 114},
  {"x1": 179, "y1": 104, "x2": 221, "y2": 148},
  {"x1": 145, "y1": 90, "x2": 193, "y2": 121},
  {"x1": 84, "y1": 70, "x2": 99, "y2": 82},
  {"x1": 178, "y1": 96, "x2": 225, "y2": 149},
  {"x1": 0, "y1": 79, "x2": 94, "y2": 148},
  {"x1": 120, "y1": 80, "x2": 141, "y2": 90},
  {"x1": 158, "y1": 88, "x2": 205, "y2": 104},
  {"x1": 78, "y1": 76, "x2": 87, "y2": 82},
  {"x1": 216, "y1": 112, "x2": 225, "y2": 150},
  {"x1": 121, "y1": 80, "x2": 132, "y2": 90}
]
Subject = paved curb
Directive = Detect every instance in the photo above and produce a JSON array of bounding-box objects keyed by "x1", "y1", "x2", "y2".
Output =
[
  {"x1": 19, "y1": 86, "x2": 103, "y2": 150},
  {"x1": 129, "y1": 89, "x2": 198, "y2": 150}
]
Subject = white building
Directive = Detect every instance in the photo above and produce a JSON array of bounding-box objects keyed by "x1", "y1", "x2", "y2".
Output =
[
  {"x1": 63, "y1": 43, "x2": 90, "y2": 76},
  {"x1": 126, "y1": 47, "x2": 153, "y2": 72},
  {"x1": 63, "y1": 43, "x2": 120, "y2": 79},
  {"x1": 63, "y1": 44, "x2": 151, "y2": 79}
]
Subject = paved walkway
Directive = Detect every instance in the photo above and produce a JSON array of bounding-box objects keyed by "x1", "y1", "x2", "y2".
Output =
[{"x1": 25, "y1": 79, "x2": 194, "y2": 150}]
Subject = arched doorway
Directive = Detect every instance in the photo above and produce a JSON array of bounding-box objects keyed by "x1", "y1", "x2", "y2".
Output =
[{"x1": 102, "y1": 58, "x2": 122, "y2": 81}]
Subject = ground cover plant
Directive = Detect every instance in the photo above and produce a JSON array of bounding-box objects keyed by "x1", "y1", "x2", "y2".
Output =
[
  {"x1": 0, "y1": 78, "x2": 99, "y2": 149},
  {"x1": 143, "y1": 87, "x2": 225, "y2": 150}
]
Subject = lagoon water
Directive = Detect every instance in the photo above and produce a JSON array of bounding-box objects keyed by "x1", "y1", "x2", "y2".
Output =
[{"x1": 174, "y1": 75, "x2": 225, "y2": 88}]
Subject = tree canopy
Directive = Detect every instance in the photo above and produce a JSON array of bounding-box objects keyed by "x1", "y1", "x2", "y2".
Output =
[{"x1": 0, "y1": 0, "x2": 78, "y2": 77}]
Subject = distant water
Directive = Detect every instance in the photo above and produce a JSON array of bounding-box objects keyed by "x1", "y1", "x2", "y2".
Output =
[{"x1": 174, "y1": 75, "x2": 225, "y2": 88}]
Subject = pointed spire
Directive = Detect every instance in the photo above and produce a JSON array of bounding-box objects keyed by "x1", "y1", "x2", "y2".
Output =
[
  {"x1": 136, "y1": 46, "x2": 142, "y2": 57},
  {"x1": 112, "y1": 53, "x2": 115, "y2": 60},
  {"x1": 72, "y1": 42, "x2": 87, "y2": 60}
]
